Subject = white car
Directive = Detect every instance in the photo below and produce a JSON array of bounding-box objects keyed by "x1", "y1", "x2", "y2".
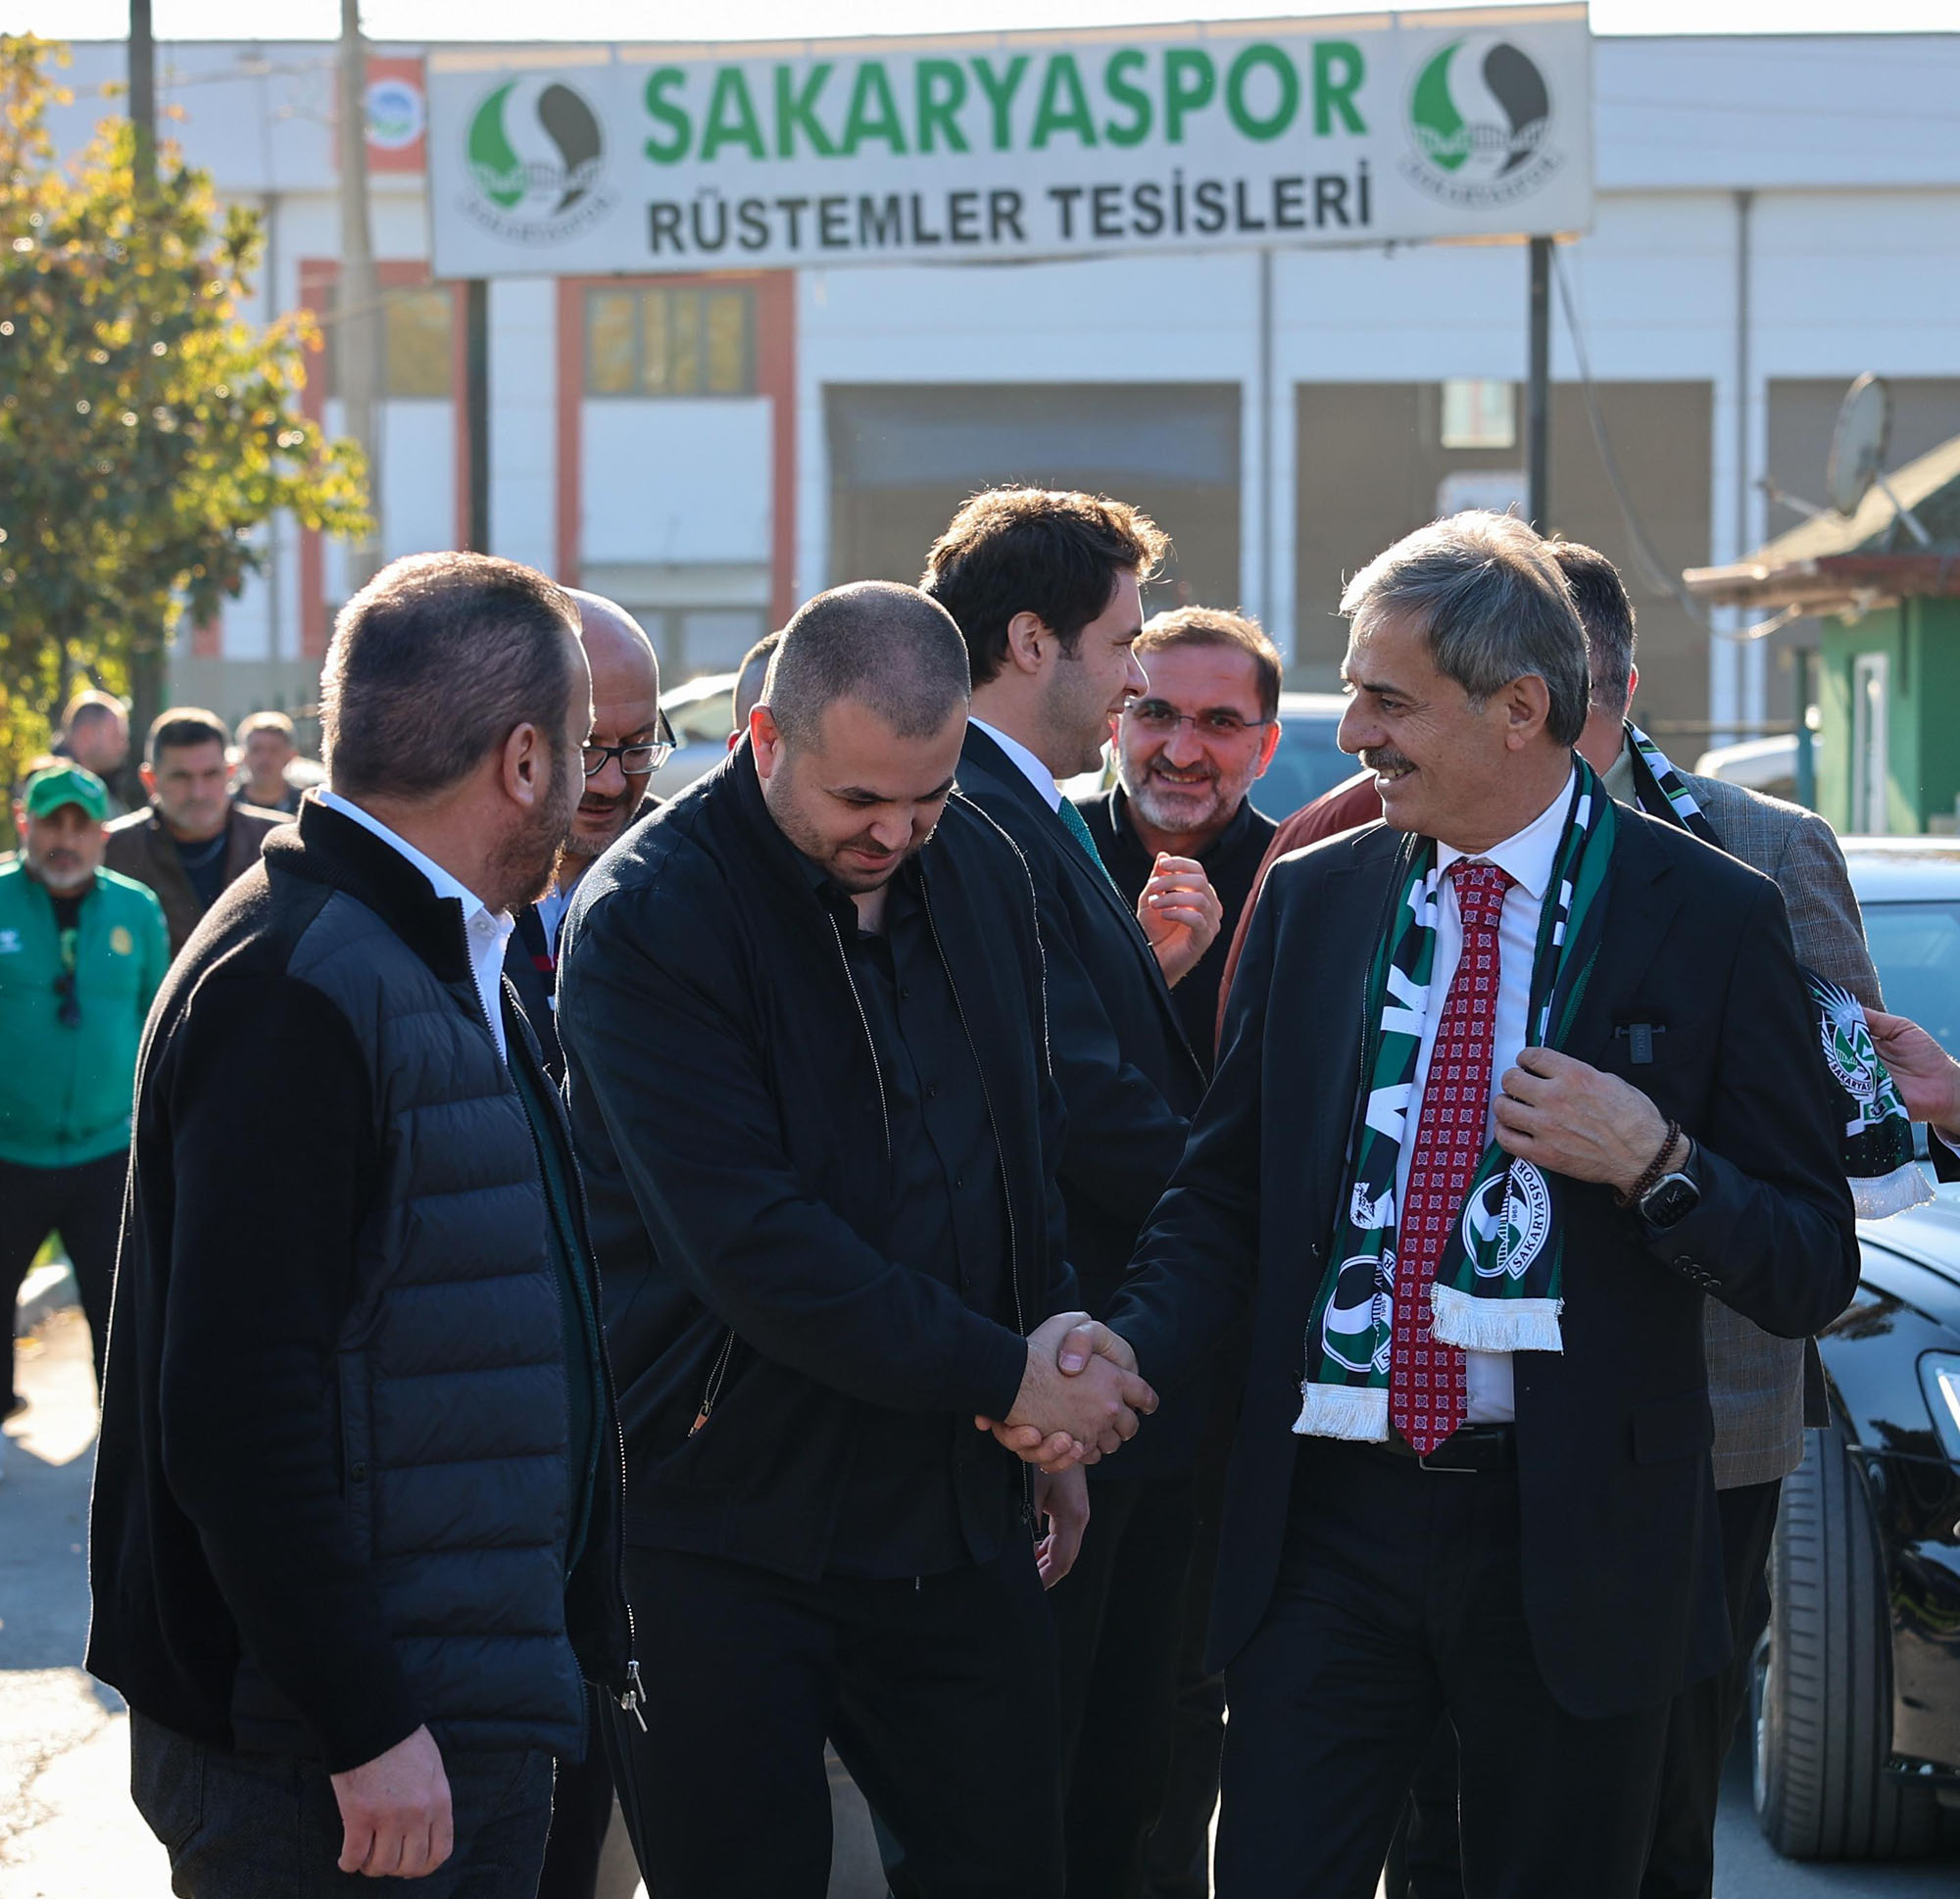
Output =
[{"x1": 644, "y1": 670, "x2": 740, "y2": 802}]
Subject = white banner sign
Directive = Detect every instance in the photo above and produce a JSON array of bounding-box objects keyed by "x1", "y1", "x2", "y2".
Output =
[{"x1": 427, "y1": 8, "x2": 1592, "y2": 278}]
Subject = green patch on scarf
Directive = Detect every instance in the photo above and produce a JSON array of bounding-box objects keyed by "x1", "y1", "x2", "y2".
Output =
[
  {"x1": 1625, "y1": 722, "x2": 1928, "y2": 1222},
  {"x1": 1297, "y1": 764, "x2": 1616, "y2": 1441}
]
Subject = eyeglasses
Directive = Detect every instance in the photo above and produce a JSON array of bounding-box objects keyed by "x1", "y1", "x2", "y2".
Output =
[
  {"x1": 582, "y1": 709, "x2": 677, "y2": 779},
  {"x1": 54, "y1": 967, "x2": 79, "y2": 1029},
  {"x1": 1123, "y1": 700, "x2": 1273, "y2": 742}
]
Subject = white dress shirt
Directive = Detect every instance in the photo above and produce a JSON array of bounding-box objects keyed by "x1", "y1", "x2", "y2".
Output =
[
  {"x1": 1396, "y1": 769, "x2": 1575, "y2": 1424},
  {"x1": 970, "y1": 717, "x2": 1062, "y2": 812},
  {"x1": 318, "y1": 791, "x2": 516, "y2": 1064},
  {"x1": 534, "y1": 883, "x2": 573, "y2": 956}
]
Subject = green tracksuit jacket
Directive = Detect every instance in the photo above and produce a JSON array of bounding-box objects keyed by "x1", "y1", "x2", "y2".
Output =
[{"x1": 0, "y1": 859, "x2": 170, "y2": 1168}]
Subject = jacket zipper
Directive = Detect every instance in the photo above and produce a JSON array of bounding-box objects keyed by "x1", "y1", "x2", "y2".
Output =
[
  {"x1": 689, "y1": 1330, "x2": 736, "y2": 1436},
  {"x1": 920, "y1": 879, "x2": 1038, "y2": 1527},
  {"x1": 823, "y1": 910, "x2": 891, "y2": 1158},
  {"x1": 506, "y1": 960, "x2": 643, "y2": 1730},
  {"x1": 693, "y1": 910, "x2": 887, "y2": 1449}
]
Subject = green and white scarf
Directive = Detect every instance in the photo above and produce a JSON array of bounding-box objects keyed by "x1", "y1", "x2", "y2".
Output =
[
  {"x1": 1297, "y1": 762, "x2": 1616, "y2": 1441},
  {"x1": 1625, "y1": 721, "x2": 1929, "y2": 1221}
]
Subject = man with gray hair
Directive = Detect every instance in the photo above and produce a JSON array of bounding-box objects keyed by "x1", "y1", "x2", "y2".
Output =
[
  {"x1": 90, "y1": 552, "x2": 636, "y2": 1896},
  {"x1": 1030, "y1": 512, "x2": 1858, "y2": 1894},
  {"x1": 558, "y1": 579, "x2": 1155, "y2": 1898}
]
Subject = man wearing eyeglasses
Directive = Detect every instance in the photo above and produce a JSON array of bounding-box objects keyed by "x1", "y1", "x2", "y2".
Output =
[
  {"x1": 505, "y1": 591, "x2": 670, "y2": 1088},
  {"x1": 1076, "y1": 609, "x2": 1283, "y2": 1079},
  {"x1": 0, "y1": 763, "x2": 168, "y2": 1410}
]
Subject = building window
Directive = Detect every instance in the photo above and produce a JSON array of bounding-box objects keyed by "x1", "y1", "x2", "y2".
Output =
[
  {"x1": 586, "y1": 287, "x2": 756, "y2": 398},
  {"x1": 1440, "y1": 379, "x2": 1517, "y2": 451},
  {"x1": 325, "y1": 283, "x2": 454, "y2": 400},
  {"x1": 384, "y1": 288, "x2": 455, "y2": 398}
]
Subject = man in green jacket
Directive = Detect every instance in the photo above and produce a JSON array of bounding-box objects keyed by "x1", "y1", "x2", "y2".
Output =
[{"x1": 2, "y1": 763, "x2": 169, "y2": 1406}]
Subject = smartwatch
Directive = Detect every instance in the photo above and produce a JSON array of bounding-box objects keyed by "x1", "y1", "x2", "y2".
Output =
[{"x1": 1637, "y1": 1146, "x2": 1700, "y2": 1230}]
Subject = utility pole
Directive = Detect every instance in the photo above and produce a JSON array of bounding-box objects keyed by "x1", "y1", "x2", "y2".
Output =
[
  {"x1": 124, "y1": 0, "x2": 162, "y2": 801},
  {"x1": 1526, "y1": 236, "x2": 1551, "y2": 531},
  {"x1": 465, "y1": 279, "x2": 491, "y2": 553},
  {"x1": 335, "y1": 0, "x2": 384, "y2": 589},
  {"x1": 128, "y1": 0, "x2": 155, "y2": 184}
]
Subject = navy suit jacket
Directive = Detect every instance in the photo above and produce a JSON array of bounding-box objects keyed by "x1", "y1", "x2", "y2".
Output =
[
  {"x1": 956, "y1": 724, "x2": 1207, "y2": 1477},
  {"x1": 1105, "y1": 808, "x2": 1860, "y2": 1716}
]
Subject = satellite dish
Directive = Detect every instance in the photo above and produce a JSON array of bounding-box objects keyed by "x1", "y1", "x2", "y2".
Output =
[{"x1": 1827, "y1": 373, "x2": 1892, "y2": 516}]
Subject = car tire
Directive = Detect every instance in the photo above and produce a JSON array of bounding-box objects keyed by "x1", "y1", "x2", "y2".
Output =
[{"x1": 1751, "y1": 1423, "x2": 1940, "y2": 1859}]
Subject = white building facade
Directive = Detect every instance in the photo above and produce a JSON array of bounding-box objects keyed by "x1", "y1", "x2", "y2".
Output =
[{"x1": 49, "y1": 28, "x2": 1960, "y2": 736}]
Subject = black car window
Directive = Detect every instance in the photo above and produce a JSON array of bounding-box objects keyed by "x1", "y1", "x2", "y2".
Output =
[
  {"x1": 1250, "y1": 718, "x2": 1355, "y2": 822},
  {"x1": 1863, "y1": 900, "x2": 1960, "y2": 1055}
]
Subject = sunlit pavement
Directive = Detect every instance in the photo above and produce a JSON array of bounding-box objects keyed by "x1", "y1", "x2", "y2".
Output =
[
  {"x1": 1, "y1": 1309, "x2": 169, "y2": 1899},
  {"x1": 3, "y1": 1303, "x2": 1953, "y2": 1899}
]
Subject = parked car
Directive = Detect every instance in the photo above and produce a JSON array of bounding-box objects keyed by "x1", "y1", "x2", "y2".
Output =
[
  {"x1": 1059, "y1": 690, "x2": 1355, "y2": 820},
  {"x1": 1750, "y1": 839, "x2": 1960, "y2": 1858},
  {"x1": 1693, "y1": 731, "x2": 1804, "y2": 803},
  {"x1": 645, "y1": 669, "x2": 740, "y2": 801}
]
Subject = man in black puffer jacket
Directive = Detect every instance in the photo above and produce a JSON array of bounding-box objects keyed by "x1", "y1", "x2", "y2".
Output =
[
  {"x1": 558, "y1": 581, "x2": 1156, "y2": 1899},
  {"x1": 89, "y1": 553, "x2": 636, "y2": 1897}
]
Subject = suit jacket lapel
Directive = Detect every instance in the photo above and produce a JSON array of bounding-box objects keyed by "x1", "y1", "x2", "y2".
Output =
[
  {"x1": 960, "y1": 725, "x2": 1200, "y2": 1078},
  {"x1": 1567, "y1": 813, "x2": 1684, "y2": 1052}
]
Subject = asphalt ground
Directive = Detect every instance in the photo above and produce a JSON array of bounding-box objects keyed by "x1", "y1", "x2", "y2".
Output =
[{"x1": 4, "y1": 1303, "x2": 1955, "y2": 1898}]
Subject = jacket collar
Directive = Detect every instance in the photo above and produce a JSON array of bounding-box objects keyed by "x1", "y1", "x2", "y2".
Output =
[
  {"x1": 959, "y1": 723, "x2": 1055, "y2": 823},
  {"x1": 265, "y1": 796, "x2": 474, "y2": 985}
]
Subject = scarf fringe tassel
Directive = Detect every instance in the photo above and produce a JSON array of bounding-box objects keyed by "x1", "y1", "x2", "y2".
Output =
[
  {"x1": 1851, "y1": 1162, "x2": 1935, "y2": 1222},
  {"x1": 1292, "y1": 1382, "x2": 1390, "y2": 1441},
  {"x1": 1430, "y1": 1284, "x2": 1565, "y2": 1354}
]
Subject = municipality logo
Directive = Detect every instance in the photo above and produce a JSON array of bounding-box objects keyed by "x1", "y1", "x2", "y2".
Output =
[
  {"x1": 1403, "y1": 35, "x2": 1564, "y2": 211},
  {"x1": 462, "y1": 76, "x2": 612, "y2": 245}
]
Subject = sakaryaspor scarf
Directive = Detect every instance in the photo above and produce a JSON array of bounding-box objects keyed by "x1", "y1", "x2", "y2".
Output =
[
  {"x1": 1296, "y1": 761, "x2": 1614, "y2": 1441},
  {"x1": 1624, "y1": 722, "x2": 1929, "y2": 1221}
]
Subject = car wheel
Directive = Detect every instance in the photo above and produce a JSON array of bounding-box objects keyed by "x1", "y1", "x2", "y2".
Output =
[{"x1": 1751, "y1": 1423, "x2": 1940, "y2": 1859}]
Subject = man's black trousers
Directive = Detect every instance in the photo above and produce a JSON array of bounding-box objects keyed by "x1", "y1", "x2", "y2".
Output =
[
  {"x1": 0, "y1": 1151, "x2": 124, "y2": 1405},
  {"x1": 602, "y1": 1542, "x2": 1063, "y2": 1899},
  {"x1": 1384, "y1": 1478, "x2": 1784, "y2": 1899},
  {"x1": 1051, "y1": 1468, "x2": 1199, "y2": 1899},
  {"x1": 1218, "y1": 1436, "x2": 1671, "y2": 1899},
  {"x1": 128, "y1": 1711, "x2": 554, "y2": 1898},
  {"x1": 535, "y1": 1690, "x2": 613, "y2": 1899}
]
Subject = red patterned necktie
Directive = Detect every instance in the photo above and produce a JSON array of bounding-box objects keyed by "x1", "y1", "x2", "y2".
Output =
[{"x1": 1391, "y1": 858, "x2": 1515, "y2": 1454}]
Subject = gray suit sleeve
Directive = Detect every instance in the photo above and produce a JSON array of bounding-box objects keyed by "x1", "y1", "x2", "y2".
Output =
[{"x1": 1774, "y1": 811, "x2": 1883, "y2": 1010}]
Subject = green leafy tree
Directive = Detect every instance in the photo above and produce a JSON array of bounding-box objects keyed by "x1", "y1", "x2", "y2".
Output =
[{"x1": 0, "y1": 35, "x2": 368, "y2": 798}]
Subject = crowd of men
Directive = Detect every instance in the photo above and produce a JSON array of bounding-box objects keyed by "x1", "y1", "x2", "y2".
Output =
[
  {"x1": 1, "y1": 699, "x2": 306, "y2": 1442},
  {"x1": 9, "y1": 484, "x2": 1960, "y2": 1899}
]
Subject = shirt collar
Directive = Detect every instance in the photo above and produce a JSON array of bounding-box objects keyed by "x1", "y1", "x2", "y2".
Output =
[
  {"x1": 1601, "y1": 736, "x2": 1639, "y2": 806},
  {"x1": 317, "y1": 790, "x2": 511, "y2": 941},
  {"x1": 970, "y1": 717, "x2": 1062, "y2": 812},
  {"x1": 789, "y1": 837, "x2": 921, "y2": 938},
  {"x1": 1435, "y1": 766, "x2": 1576, "y2": 905}
]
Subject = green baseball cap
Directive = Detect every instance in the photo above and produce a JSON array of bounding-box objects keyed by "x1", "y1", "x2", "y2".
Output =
[{"x1": 22, "y1": 763, "x2": 110, "y2": 822}]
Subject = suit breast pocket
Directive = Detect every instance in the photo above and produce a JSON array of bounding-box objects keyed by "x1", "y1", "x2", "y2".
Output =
[{"x1": 1599, "y1": 1009, "x2": 1676, "y2": 1076}]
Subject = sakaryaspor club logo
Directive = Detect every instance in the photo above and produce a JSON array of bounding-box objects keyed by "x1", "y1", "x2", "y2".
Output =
[
  {"x1": 463, "y1": 76, "x2": 612, "y2": 244},
  {"x1": 1402, "y1": 34, "x2": 1565, "y2": 211}
]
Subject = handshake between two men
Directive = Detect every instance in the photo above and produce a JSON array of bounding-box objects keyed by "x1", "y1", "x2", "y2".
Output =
[{"x1": 974, "y1": 1313, "x2": 1152, "y2": 1584}]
